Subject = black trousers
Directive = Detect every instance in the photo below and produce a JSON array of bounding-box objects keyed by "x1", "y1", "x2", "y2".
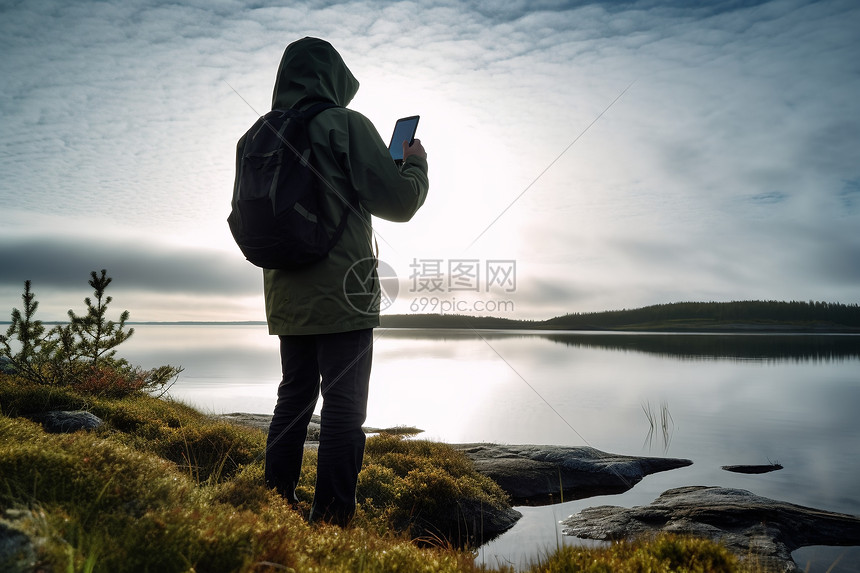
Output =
[{"x1": 264, "y1": 328, "x2": 373, "y2": 526}]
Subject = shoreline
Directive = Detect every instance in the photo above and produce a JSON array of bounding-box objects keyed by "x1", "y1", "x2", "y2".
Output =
[{"x1": 4, "y1": 320, "x2": 859, "y2": 333}]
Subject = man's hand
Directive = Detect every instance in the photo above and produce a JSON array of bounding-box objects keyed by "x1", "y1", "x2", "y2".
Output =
[{"x1": 402, "y1": 138, "x2": 427, "y2": 161}]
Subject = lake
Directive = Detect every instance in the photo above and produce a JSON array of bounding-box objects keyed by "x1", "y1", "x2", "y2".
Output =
[{"x1": 120, "y1": 324, "x2": 860, "y2": 572}]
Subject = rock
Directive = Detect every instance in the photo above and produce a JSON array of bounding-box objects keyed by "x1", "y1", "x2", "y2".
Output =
[
  {"x1": 215, "y1": 413, "x2": 419, "y2": 441},
  {"x1": 0, "y1": 523, "x2": 34, "y2": 573},
  {"x1": 722, "y1": 463, "x2": 783, "y2": 474},
  {"x1": 453, "y1": 444, "x2": 692, "y2": 505},
  {"x1": 0, "y1": 512, "x2": 37, "y2": 573},
  {"x1": 215, "y1": 412, "x2": 314, "y2": 435},
  {"x1": 34, "y1": 410, "x2": 103, "y2": 433},
  {"x1": 215, "y1": 412, "x2": 273, "y2": 432},
  {"x1": 562, "y1": 486, "x2": 860, "y2": 572}
]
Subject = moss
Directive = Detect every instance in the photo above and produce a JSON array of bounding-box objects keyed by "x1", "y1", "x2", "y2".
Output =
[
  {"x1": 0, "y1": 376, "x2": 84, "y2": 416},
  {"x1": 357, "y1": 434, "x2": 512, "y2": 545},
  {"x1": 0, "y1": 416, "x2": 190, "y2": 515},
  {"x1": 0, "y1": 379, "x2": 267, "y2": 485},
  {"x1": 0, "y1": 374, "x2": 759, "y2": 572},
  {"x1": 524, "y1": 534, "x2": 740, "y2": 573}
]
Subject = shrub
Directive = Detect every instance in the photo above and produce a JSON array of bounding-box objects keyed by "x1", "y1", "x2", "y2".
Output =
[{"x1": 0, "y1": 271, "x2": 181, "y2": 397}]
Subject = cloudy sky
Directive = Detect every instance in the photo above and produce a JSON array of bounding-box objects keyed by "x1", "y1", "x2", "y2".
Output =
[{"x1": 1, "y1": 0, "x2": 858, "y2": 322}]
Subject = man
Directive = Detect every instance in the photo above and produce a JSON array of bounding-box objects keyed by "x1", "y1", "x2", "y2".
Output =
[{"x1": 261, "y1": 37, "x2": 429, "y2": 526}]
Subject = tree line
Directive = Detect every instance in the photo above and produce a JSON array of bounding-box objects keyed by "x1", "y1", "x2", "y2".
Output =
[{"x1": 380, "y1": 300, "x2": 860, "y2": 330}]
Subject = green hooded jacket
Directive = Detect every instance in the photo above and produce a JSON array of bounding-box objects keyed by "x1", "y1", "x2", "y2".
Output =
[{"x1": 262, "y1": 37, "x2": 429, "y2": 335}]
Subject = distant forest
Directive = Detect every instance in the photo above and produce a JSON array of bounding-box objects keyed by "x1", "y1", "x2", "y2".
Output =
[{"x1": 380, "y1": 300, "x2": 860, "y2": 331}]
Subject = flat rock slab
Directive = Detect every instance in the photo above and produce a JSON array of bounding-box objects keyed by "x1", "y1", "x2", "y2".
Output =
[
  {"x1": 215, "y1": 413, "x2": 418, "y2": 441},
  {"x1": 562, "y1": 486, "x2": 860, "y2": 572},
  {"x1": 217, "y1": 413, "x2": 317, "y2": 436},
  {"x1": 452, "y1": 444, "x2": 692, "y2": 506},
  {"x1": 722, "y1": 463, "x2": 783, "y2": 474}
]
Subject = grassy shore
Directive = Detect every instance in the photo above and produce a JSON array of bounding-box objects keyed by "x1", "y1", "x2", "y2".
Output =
[{"x1": 1, "y1": 374, "x2": 767, "y2": 572}]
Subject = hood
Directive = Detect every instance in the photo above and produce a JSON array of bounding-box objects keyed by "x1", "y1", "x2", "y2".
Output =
[{"x1": 272, "y1": 37, "x2": 359, "y2": 110}]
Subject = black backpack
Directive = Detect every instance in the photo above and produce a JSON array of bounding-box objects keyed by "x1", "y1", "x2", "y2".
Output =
[{"x1": 228, "y1": 101, "x2": 352, "y2": 269}]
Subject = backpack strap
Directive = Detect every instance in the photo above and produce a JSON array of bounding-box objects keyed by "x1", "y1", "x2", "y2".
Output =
[
  {"x1": 301, "y1": 100, "x2": 339, "y2": 118},
  {"x1": 294, "y1": 101, "x2": 360, "y2": 253}
]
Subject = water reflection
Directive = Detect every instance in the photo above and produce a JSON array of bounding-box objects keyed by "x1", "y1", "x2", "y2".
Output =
[
  {"x1": 121, "y1": 325, "x2": 859, "y2": 572},
  {"x1": 379, "y1": 328, "x2": 860, "y2": 362},
  {"x1": 641, "y1": 401, "x2": 674, "y2": 453},
  {"x1": 543, "y1": 332, "x2": 860, "y2": 362}
]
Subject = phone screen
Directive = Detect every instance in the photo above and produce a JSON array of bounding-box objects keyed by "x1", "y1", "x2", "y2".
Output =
[{"x1": 388, "y1": 116, "x2": 420, "y2": 161}]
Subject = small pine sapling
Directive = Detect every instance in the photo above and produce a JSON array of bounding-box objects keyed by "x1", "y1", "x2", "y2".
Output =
[
  {"x1": 66, "y1": 269, "x2": 135, "y2": 369},
  {"x1": 0, "y1": 280, "x2": 57, "y2": 384}
]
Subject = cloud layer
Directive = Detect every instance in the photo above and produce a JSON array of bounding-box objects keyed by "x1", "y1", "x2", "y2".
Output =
[{"x1": 1, "y1": 0, "x2": 858, "y2": 320}]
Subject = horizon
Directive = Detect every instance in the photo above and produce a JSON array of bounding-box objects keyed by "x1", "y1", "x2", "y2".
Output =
[
  {"x1": 2, "y1": 298, "x2": 857, "y2": 327},
  {"x1": 2, "y1": 1, "x2": 859, "y2": 322}
]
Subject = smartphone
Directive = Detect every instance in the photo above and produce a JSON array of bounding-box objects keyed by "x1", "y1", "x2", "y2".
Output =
[{"x1": 388, "y1": 115, "x2": 420, "y2": 163}]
